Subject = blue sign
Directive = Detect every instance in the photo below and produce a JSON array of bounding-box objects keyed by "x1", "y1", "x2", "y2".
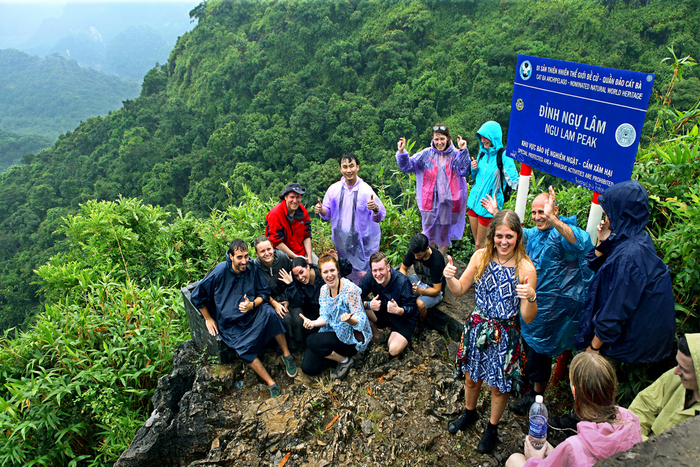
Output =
[{"x1": 506, "y1": 55, "x2": 655, "y2": 193}]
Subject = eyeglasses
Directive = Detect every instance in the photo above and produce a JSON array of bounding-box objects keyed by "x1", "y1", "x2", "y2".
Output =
[{"x1": 432, "y1": 125, "x2": 447, "y2": 132}]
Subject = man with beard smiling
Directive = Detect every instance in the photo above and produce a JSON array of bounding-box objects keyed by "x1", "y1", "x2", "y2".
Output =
[
  {"x1": 190, "y1": 239, "x2": 297, "y2": 398},
  {"x1": 315, "y1": 153, "x2": 386, "y2": 284},
  {"x1": 360, "y1": 252, "x2": 418, "y2": 357}
]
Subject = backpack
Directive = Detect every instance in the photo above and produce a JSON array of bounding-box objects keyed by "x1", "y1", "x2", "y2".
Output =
[{"x1": 496, "y1": 148, "x2": 513, "y2": 203}]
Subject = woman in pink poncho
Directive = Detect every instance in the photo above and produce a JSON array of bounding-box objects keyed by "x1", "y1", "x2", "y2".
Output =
[
  {"x1": 396, "y1": 124, "x2": 471, "y2": 256},
  {"x1": 506, "y1": 352, "x2": 642, "y2": 467}
]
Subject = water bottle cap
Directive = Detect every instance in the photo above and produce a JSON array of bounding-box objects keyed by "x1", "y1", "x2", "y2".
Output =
[{"x1": 535, "y1": 395, "x2": 544, "y2": 404}]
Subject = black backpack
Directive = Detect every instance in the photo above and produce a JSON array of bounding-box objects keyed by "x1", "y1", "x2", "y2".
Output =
[{"x1": 496, "y1": 148, "x2": 513, "y2": 203}]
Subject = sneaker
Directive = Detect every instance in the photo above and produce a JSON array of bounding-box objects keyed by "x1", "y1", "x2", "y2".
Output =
[
  {"x1": 447, "y1": 409, "x2": 480, "y2": 434},
  {"x1": 269, "y1": 383, "x2": 280, "y2": 398},
  {"x1": 548, "y1": 410, "x2": 579, "y2": 436},
  {"x1": 477, "y1": 424, "x2": 498, "y2": 453},
  {"x1": 508, "y1": 392, "x2": 536, "y2": 416},
  {"x1": 282, "y1": 355, "x2": 297, "y2": 378},
  {"x1": 331, "y1": 357, "x2": 355, "y2": 380}
]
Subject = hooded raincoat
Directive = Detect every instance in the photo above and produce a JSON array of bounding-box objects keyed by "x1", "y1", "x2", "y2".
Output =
[
  {"x1": 466, "y1": 121, "x2": 519, "y2": 218},
  {"x1": 575, "y1": 180, "x2": 676, "y2": 364},
  {"x1": 629, "y1": 333, "x2": 700, "y2": 441},
  {"x1": 522, "y1": 216, "x2": 593, "y2": 357},
  {"x1": 190, "y1": 255, "x2": 285, "y2": 364},
  {"x1": 396, "y1": 140, "x2": 470, "y2": 248},
  {"x1": 522, "y1": 407, "x2": 642, "y2": 467},
  {"x1": 319, "y1": 177, "x2": 385, "y2": 272}
]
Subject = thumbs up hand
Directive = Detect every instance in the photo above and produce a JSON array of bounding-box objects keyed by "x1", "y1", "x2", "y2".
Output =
[
  {"x1": 387, "y1": 298, "x2": 403, "y2": 315},
  {"x1": 444, "y1": 255, "x2": 457, "y2": 280},
  {"x1": 299, "y1": 313, "x2": 315, "y2": 330},
  {"x1": 314, "y1": 198, "x2": 325, "y2": 215},
  {"x1": 471, "y1": 157, "x2": 478, "y2": 170},
  {"x1": 239, "y1": 294, "x2": 253, "y2": 312},
  {"x1": 516, "y1": 275, "x2": 536, "y2": 302},
  {"x1": 457, "y1": 135, "x2": 467, "y2": 150},
  {"x1": 367, "y1": 194, "x2": 379, "y2": 213}
]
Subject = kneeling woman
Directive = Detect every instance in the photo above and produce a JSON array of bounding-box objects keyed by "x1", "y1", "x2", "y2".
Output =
[
  {"x1": 300, "y1": 254, "x2": 372, "y2": 380},
  {"x1": 506, "y1": 352, "x2": 642, "y2": 467},
  {"x1": 445, "y1": 210, "x2": 537, "y2": 453}
]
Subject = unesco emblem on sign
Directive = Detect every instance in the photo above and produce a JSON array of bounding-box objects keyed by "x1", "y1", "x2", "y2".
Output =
[
  {"x1": 615, "y1": 123, "x2": 636, "y2": 148},
  {"x1": 520, "y1": 60, "x2": 532, "y2": 80},
  {"x1": 516, "y1": 98, "x2": 524, "y2": 111}
]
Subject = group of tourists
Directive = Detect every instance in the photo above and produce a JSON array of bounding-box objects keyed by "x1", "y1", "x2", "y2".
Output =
[{"x1": 189, "y1": 122, "x2": 697, "y2": 465}]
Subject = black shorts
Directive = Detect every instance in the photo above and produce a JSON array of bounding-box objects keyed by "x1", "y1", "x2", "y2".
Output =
[
  {"x1": 523, "y1": 339, "x2": 554, "y2": 385},
  {"x1": 375, "y1": 304, "x2": 417, "y2": 341}
]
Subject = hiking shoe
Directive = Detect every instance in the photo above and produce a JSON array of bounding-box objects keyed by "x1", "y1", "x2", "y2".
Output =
[
  {"x1": 283, "y1": 355, "x2": 297, "y2": 378},
  {"x1": 477, "y1": 423, "x2": 499, "y2": 453},
  {"x1": 448, "y1": 409, "x2": 480, "y2": 434},
  {"x1": 548, "y1": 410, "x2": 579, "y2": 436},
  {"x1": 509, "y1": 392, "x2": 536, "y2": 416},
  {"x1": 269, "y1": 383, "x2": 280, "y2": 398},
  {"x1": 331, "y1": 357, "x2": 355, "y2": 380}
]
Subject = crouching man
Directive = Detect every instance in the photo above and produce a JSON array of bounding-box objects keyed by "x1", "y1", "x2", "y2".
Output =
[{"x1": 190, "y1": 239, "x2": 297, "y2": 398}]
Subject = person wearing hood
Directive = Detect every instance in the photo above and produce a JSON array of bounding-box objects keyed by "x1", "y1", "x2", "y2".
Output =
[
  {"x1": 466, "y1": 121, "x2": 519, "y2": 251},
  {"x1": 629, "y1": 333, "x2": 700, "y2": 441},
  {"x1": 190, "y1": 239, "x2": 297, "y2": 398},
  {"x1": 506, "y1": 352, "x2": 642, "y2": 467},
  {"x1": 575, "y1": 180, "x2": 675, "y2": 363},
  {"x1": 396, "y1": 123, "x2": 471, "y2": 256},
  {"x1": 315, "y1": 153, "x2": 386, "y2": 284}
]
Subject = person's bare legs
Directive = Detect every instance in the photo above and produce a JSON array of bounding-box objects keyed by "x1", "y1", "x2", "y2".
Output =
[
  {"x1": 368, "y1": 320, "x2": 384, "y2": 342},
  {"x1": 490, "y1": 386, "x2": 509, "y2": 425},
  {"x1": 534, "y1": 381, "x2": 547, "y2": 394},
  {"x1": 505, "y1": 453, "x2": 527, "y2": 467},
  {"x1": 326, "y1": 351, "x2": 345, "y2": 363},
  {"x1": 465, "y1": 371, "x2": 483, "y2": 410},
  {"x1": 248, "y1": 357, "x2": 275, "y2": 386},
  {"x1": 273, "y1": 333, "x2": 291, "y2": 358},
  {"x1": 438, "y1": 245, "x2": 448, "y2": 257},
  {"x1": 417, "y1": 299, "x2": 427, "y2": 327},
  {"x1": 470, "y1": 216, "x2": 489, "y2": 251},
  {"x1": 387, "y1": 331, "x2": 408, "y2": 357}
]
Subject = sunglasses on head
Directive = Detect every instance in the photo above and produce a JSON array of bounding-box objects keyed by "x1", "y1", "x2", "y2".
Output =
[{"x1": 432, "y1": 125, "x2": 447, "y2": 132}]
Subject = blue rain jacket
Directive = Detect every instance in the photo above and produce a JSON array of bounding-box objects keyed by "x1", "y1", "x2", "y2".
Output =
[
  {"x1": 466, "y1": 121, "x2": 519, "y2": 217},
  {"x1": 522, "y1": 216, "x2": 594, "y2": 357},
  {"x1": 576, "y1": 180, "x2": 675, "y2": 364}
]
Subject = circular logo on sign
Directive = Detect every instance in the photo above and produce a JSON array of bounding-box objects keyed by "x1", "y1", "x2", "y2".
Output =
[
  {"x1": 646, "y1": 75, "x2": 653, "y2": 82},
  {"x1": 615, "y1": 123, "x2": 636, "y2": 147},
  {"x1": 515, "y1": 98, "x2": 524, "y2": 111},
  {"x1": 520, "y1": 61, "x2": 532, "y2": 80}
]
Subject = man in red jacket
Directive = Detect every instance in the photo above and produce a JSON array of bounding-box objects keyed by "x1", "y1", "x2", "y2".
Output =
[{"x1": 266, "y1": 183, "x2": 315, "y2": 264}]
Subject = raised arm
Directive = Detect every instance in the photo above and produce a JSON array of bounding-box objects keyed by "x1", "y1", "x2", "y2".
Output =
[
  {"x1": 444, "y1": 251, "x2": 483, "y2": 298},
  {"x1": 516, "y1": 261, "x2": 538, "y2": 324}
]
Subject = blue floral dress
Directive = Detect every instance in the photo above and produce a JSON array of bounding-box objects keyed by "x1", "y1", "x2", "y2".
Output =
[
  {"x1": 455, "y1": 261, "x2": 525, "y2": 393},
  {"x1": 318, "y1": 279, "x2": 373, "y2": 352}
]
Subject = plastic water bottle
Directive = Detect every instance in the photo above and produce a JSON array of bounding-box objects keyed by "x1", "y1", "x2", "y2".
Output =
[{"x1": 528, "y1": 395, "x2": 548, "y2": 450}]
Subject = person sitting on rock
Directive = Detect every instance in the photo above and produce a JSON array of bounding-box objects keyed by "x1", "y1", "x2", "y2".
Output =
[
  {"x1": 190, "y1": 239, "x2": 297, "y2": 398},
  {"x1": 266, "y1": 182, "x2": 316, "y2": 264},
  {"x1": 398, "y1": 232, "x2": 445, "y2": 328},
  {"x1": 299, "y1": 253, "x2": 372, "y2": 380},
  {"x1": 360, "y1": 252, "x2": 418, "y2": 357},
  {"x1": 629, "y1": 333, "x2": 700, "y2": 441},
  {"x1": 253, "y1": 235, "x2": 293, "y2": 322},
  {"x1": 505, "y1": 352, "x2": 642, "y2": 467}
]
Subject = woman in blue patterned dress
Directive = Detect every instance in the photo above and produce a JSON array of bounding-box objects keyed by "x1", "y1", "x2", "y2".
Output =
[
  {"x1": 300, "y1": 253, "x2": 373, "y2": 380},
  {"x1": 443, "y1": 210, "x2": 538, "y2": 453}
]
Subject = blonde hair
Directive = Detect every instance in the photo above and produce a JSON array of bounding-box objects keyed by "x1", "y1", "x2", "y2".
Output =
[
  {"x1": 570, "y1": 352, "x2": 619, "y2": 423},
  {"x1": 474, "y1": 210, "x2": 531, "y2": 282}
]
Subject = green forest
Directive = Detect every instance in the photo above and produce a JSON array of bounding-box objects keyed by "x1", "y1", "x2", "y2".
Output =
[
  {"x1": 0, "y1": 0, "x2": 699, "y2": 464},
  {"x1": 0, "y1": 129, "x2": 53, "y2": 173},
  {"x1": 0, "y1": 49, "x2": 140, "y2": 138}
]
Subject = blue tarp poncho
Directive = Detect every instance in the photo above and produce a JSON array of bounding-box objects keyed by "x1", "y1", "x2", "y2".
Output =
[
  {"x1": 522, "y1": 216, "x2": 593, "y2": 357},
  {"x1": 190, "y1": 254, "x2": 285, "y2": 363},
  {"x1": 576, "y1": 180, "x2": 676, "y2": 364}
]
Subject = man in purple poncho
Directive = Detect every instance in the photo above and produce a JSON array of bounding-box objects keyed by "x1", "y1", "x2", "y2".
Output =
[
  {"x1": 396, "y1": 124, "x2": 471, "y2": 256},
  {"x1": 190, "y1": 239, "x2": 297, "y2": 398},
  {"x1": 315, "y1": 153, "x2": 386, "y2": 284}
]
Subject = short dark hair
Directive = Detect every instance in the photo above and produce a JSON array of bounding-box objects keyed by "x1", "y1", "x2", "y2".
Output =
[
  {"x1": 408, "y1": 233, "x2": 429, "y2": 255},
  {"x1": 228, "y1": 239, "x2": 248, "y2": 256},
  {"x1": 340, "y1": 152, "x2": 359, "y2": 166},
  {"x1": 291, "y1": 256, "x2": 309, "y2": 270},
  {"x1": 679, "y1": 335, "x2": 691, "y2": 358},
  {"x1": 369, "y1": 251, "x2": 388, "y2": 267},
  {"x1": 253, "y1": 236, "x2": 271, "y2": 252}
]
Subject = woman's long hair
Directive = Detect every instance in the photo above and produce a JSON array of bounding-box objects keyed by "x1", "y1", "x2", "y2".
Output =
[
  {"x1": 570, "y1": 353, "x2": 619, "y2": 423},
  {"x1": 474, "y1": 209, "x2": 530, "y2": 282}
]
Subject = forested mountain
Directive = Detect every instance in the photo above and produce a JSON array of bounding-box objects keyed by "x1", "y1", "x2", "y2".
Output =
[
  {"x1": 0, "y1": 0, "x2": 698, "y2": 334},
  {"x1": 0, "y1": 49, "x2": 140, "y2": 138},
  {"x1": 0, "y1": 129, "x2": 53, "y2": 173}
]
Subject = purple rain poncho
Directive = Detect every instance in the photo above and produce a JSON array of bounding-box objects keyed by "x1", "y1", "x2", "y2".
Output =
[
  {"x1": 320, "y1": 177, "x2": 385, "y2": 272},
  {"x1": 396, "y1": 141, "x2": 471, "y2": 248}
]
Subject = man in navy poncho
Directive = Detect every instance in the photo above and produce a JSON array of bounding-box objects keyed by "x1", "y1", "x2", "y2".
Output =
[{"x1": 191, "y1": 239, "x2": 297, "y2": 397}]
